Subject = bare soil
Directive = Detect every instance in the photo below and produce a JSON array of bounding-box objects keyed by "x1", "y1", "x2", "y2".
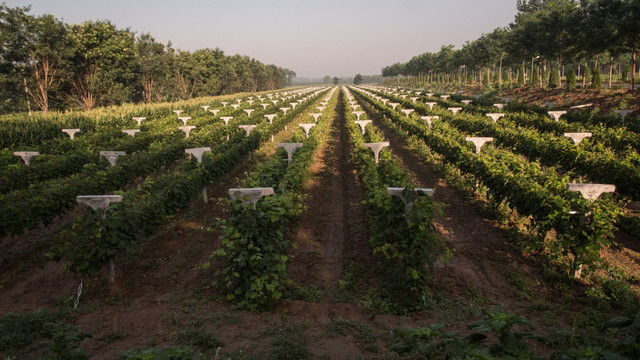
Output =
[{"x1": 0, "y1": 88, "x2": 638, "y2": 359}]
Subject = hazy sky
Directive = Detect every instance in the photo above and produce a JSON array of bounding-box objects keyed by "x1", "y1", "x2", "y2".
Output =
[{"x1": 6, "y1": 0, "x2": 518, "y2": 78}]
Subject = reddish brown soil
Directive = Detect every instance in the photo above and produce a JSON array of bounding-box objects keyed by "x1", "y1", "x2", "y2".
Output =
[
  {"x1": 0, "y1": 88, "x2": 638, "y2": 359},
  {"x1": 501, "y1": 87, "x2": 640, "y2": 114}
]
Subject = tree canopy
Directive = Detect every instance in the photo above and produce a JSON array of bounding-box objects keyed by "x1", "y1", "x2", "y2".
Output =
[
  {"x1": 381, "y1": 0, "x2": 640, "y2": 89},
  {"x1": 0, "y1": 4, "x2": 294, "y2": 114}
]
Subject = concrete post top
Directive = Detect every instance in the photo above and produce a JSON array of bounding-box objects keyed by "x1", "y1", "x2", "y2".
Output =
[
  {"x1": 260, "y1": 103, "x2": 269, "y2": 108},
  {"x1": 486, "y1": 113, "x2": 505, "y2": 122},
  {"x1": 614, "y1": 109, "x2": 632, "y2": 116},
  {"x1": 310, "y1": 113, "x2": 322, "y2": 121},
  {"x1": 228, "y1": 187, "x2": 275, "y2": 209},
  {"x1": 221, "y1": 102, "x2": 229, "y2": 106},
  {"x1": 461, "y1": 100, "x2": 472, "y2": 105},
  {"x1": 100, "y1": 151, "x2": 125, "y2": 156},
  {"x1": 299, "y1": 123, "x2": 316, "y2": 131},
  {"x1": 185, "y1": 147, "x2": 211, "y2": 163},
  {"x1": 425, "y1": 93, "x2": 434, "y2": 97},
  {"x1": 387, "y1": 187, "x2": 434, "y2": 198},
  {"x1": 564, "y1": 132, "x2": 592, "y2": 145},
  {"x1": 401, "y1": 109, "x2": 415, "y2": 116},
  {"x1": 239, "y1": 125, "x2": 257, "y2": 136},
  {"x1": 221, "y1": 116, "x2": 233, "y2": 125},
  {"x1": 76, "y1": 195, "x2": 122, "y2": 212},
  {"x1": 410, "y1": 97, "x2": 419, "y2": 102},
  {"x1": 465, "y1": 137, "x2": 494, "y2": 154},
  {"x1": 178, "y1": 126, "x2": 196, "y2": 137},
  {"x1": 364, "y1": 142, "x2": 389, "y2": 150},
  {"x1": 277, "y1": 142, "x2": 303, "y2": 150},
  {"x1": 317, "y1": 106, "x2": 326, "y2": 111},
  {"x1": 440, "y1": 95, "x2": 450, "y2": 99},
  {"x1": 277, "y1": 143, "x2": 303, "y2": 163},
  {"x1": 201, "y1": 105, "x2": 210, "y2": 111},
  {"x1": 100, "y1": 151, "x2": 126, "y2": 166},
  {"x1": 448, "y1": 107, "x2": 462, "y2": 114},
  {"x1": 548, "y1": 111, "x2": 567, "y2": 121},
  {"x1": 122, "y1": 129, "x2": 141, "y2": 137},
  {"x1": 62, "y1": 129, "x2": 81, "y2": 139},
  {"x1": 244, "y1": 109, "x2": 254, "y2": 115},
  {"x1": 567, "y1": 183, "x2": 615, "y2": 201},
  {"x1": 264, "y1": 114, "x2": 277, "y2": 122},
  {"x1": 355, "y1": 120, "x2": 372, "y2": 134},
  {"x1": 14, "y1": 151, "x2": 39, "y2": 165},
  {"x1": 231, "y1": 104, "x2": 240, "y2": 109},
  {"x1": 209, "y1": 109, "x2": 220, "y2": 115},
  {"x1": 178, "y1": 117, "x2": 191, "y2": 125},
  {"x1": 173, "y1": 109, "x2": 183, "y2": 116},
  {"x1": 389, "y1": 102, "x2": 399, "y2": 109},
  {"x1": 421, "y1": 116, "x2": 439, "y2": 121},
  {"x1": 614, "y1": 110, "x2": 633, "y2": 121},
  {"x1": 493, "y1": 103, "x2": 506, "y2": 110}
]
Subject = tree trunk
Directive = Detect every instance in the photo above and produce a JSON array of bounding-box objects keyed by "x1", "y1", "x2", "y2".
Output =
[
  {"x1": 609, "y1": 56, "x2": 614, "y2": 89},
  {"x1": 633, "y1": 42, "x2": 636, "y2": 91},
  {"x1": 22, "y1": 77, "x2": 32, "y2": 116},
  {"x1": 499, "y1": 55, "x2": 503, "y2": 84}
]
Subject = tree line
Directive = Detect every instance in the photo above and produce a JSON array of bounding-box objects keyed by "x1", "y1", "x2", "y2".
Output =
[
  {"x1": 381, "y1": 0, "x2": 640, "y2": 90},
  {"x1": 0, "y1": 4, "x2": 296, "y2": 115}
]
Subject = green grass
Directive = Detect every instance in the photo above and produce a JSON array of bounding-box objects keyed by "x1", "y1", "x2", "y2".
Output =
[
  {"x1": 258, "y1": 322, "x2": 309, "y2": 360},
  {"x1": 176, "y1": 329, "x2": 223, "y2": 350},
  {"x1": 284, "y1": 284, "x2": 325, "y2": 302},
  {"x1": 504, "y1": 268, "x2": 535, "y2": 300},
  {"x1": 100, "y1": 329, "x2": 127, "y2": 343}
]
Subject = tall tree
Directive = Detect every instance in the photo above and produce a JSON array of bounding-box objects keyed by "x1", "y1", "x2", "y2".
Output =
[
  {"x1": 66, "y1": 20, "x2": 138, "y2": 109},
  {"x1": 135, "y1": 33, "x2": 169, "y2": 103},
  {"x1": 24, "y1": 14, "x2": 69, "y2": 114},
  {"x1": 0, "y1": 4, "x2": 32, "y2": 113}
]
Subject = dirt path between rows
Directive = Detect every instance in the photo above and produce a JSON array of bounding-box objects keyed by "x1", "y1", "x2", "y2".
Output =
[{"x1": 288, "y1": 93, "x2": 371, "y2": 294}]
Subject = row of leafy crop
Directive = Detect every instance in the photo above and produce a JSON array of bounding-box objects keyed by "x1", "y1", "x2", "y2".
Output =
[
  {"x1": 205, "y1": 88, "x2": 338, "y2": 311},
  {"x1": 0, "y1": 91, "x2": 291, "y2": 191},
  {"x1": 447, "y1": 112, "x2": 640, "y2": 201},
  {"x1": 0, "y1": 88, "x2": 323, "y2": 239},
  {"x1": 363, "y1": 86, "x2": 640, "y2": 201},
  {"x1": 0, "y1": 89, "x2": 301, "y2": 149},
  {"x1": 364, "y1": 85, "x2": 640, "y2": 259},
  {"x1": 367, "y1": 85, "x2": 640, "y2": 155},
  {"x1": 374, "y1": 84, "x2": 640, "y2": 134},
  {"x1": 342, "y1": 87, "x2": 447, "y2": 313},
  {"x1": 352, "y1": 86, "x2": 622, "y2": 278},
  {"x1": 471, "y1": 91, "x2": 640, "y2": 134},
  {"x1": 53, "y1": 87, "x2": 332, "y2": 284}
]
